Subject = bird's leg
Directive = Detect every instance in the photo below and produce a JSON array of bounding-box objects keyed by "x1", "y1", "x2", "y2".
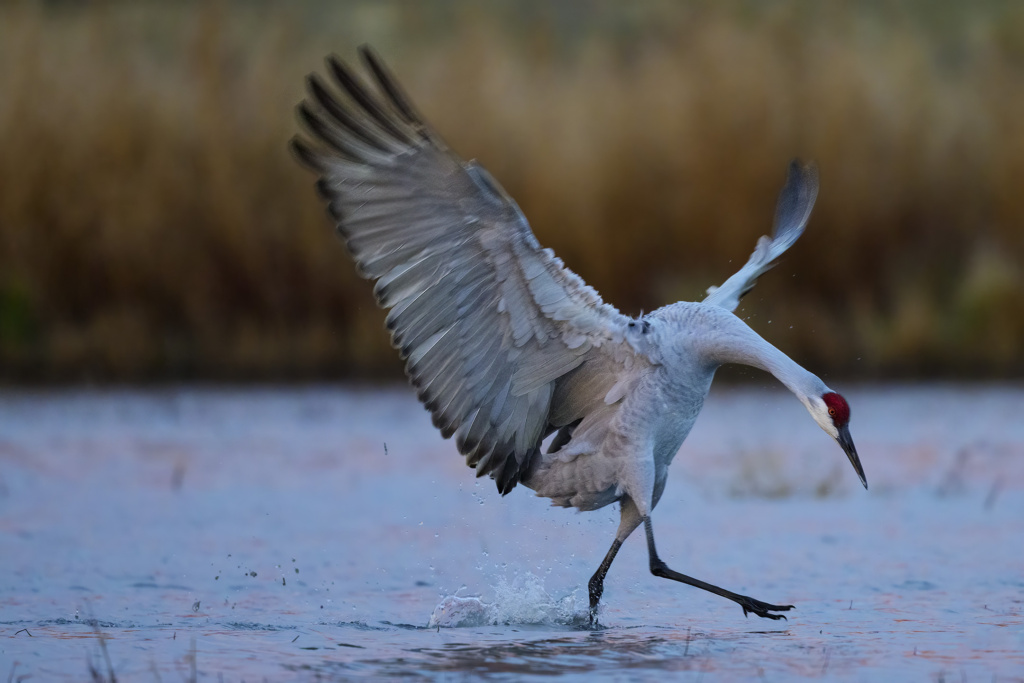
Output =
[
  {"x1": 588, "y1": 497, "x2": 644, "y2": 625},
  {"x1": 643, "y1": 516, "x2": 794, "y2": 620},
  {"x1": 588, "y1": 538, "x2": 622, "y2": 622}
]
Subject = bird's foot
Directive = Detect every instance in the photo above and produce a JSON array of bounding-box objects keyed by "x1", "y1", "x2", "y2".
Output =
[{"x1": 737, "y1": 596, "x2": 794, "y2": 620}]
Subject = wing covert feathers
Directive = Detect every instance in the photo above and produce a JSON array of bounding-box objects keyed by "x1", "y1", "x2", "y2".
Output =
[
  {"x1": 703, "y1": 160, "x2": 819, "y2": 312},
  {"x1": 293, "y1": 46, "x2": 641, "y2": 494}
]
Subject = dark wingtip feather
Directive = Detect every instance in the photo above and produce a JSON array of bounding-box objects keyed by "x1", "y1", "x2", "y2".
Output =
[
  {"x1": 326, "y1": 55, "x2": 374, "y2": 102},
  {"x1": 289, "y1": 136, "x2": 323, "y2": 171},
  {"x1": 296, "y1": 101, "x2": 320, "y2": 132},
  {"x1": 458, "y1": 436, "x2": 479, "y2": 455},
  {"x1": 325, "y1": 53, "x2": 349, "y2": 80},
  {"x1": 307, "y1": 72, "x2": 394, "y2": 153},
  {"x1": 314, "y1": 178, "x2": 334, "y2": 202},
  {"x1": 495, "y1": 456, "x2": 522, "y2": 496},
  {"x1": 295, "y1": 102, "x2": 316, "y2": 133},
  {"x1": 327, "y1": 52, "x2": 412, "y2": 144},
  {"x1": 305, "y1": 73, "x2": 348, "y2": 127},
  {"x1": 297, "y1": 102, "x2": 345, "y2": 156},
  {"x1": 358, "y1": 44, "x2": 422, "y2": 126}
]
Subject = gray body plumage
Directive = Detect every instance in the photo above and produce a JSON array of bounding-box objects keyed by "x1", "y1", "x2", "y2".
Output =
[{"x1": 292, "y1": 47, "x2": 826, "y2": 521}]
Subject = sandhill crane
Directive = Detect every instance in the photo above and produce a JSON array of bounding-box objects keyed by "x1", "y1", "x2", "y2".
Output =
[{"x1": 292, "y1": 46, "x2": 867, "y2": 623}]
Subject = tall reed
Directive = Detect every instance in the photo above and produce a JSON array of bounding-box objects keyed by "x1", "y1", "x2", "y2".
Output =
[{"x1": 1, "y1": 1, "x2": 1021, "y2": 381}]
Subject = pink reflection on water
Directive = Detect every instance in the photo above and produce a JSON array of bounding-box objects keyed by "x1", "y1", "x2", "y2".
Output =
[{"x1": 1, "y1": 385, "x2": 1023, "y2": 679}]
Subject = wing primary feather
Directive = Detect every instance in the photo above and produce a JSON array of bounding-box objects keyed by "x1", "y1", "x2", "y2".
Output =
[
  {"x1": 358, "y1": 45, "x2": 425, "y2": 128},
  {"x1": 297, "y1": 103, "x2": 394, "y2": 165},
  {"x1": 454, "y1": 408, "x2": 482, "y2": 452},
  {"x1": 496, "y1": 453, "x2": 525, "y2": 495},
  {"x1": 306, "y1": 74, "x2": 395, "y2": 153},
  {"x1": 458, "y1": 408, "x2": 492, "y2": 456},
  {"x1": 289, "y1": 136, "x2": 327, "y2": 171},
  {"x1": 473, "y1": 446, "x2": 505, "y2": 478},
  {"x1": 314, "y1": 178, "x2": 333, "y2": 201},
  {"x1": 296, "y1": 104, "x2": 364, "y2": 163},
  {"x1": 327, "y1": 55, "x2": 415, "y2": 145}
]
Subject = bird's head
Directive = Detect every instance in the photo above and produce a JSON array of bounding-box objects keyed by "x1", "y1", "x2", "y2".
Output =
[{"x1": 808, "y1": 391, "x2": 867, "y2": 489}]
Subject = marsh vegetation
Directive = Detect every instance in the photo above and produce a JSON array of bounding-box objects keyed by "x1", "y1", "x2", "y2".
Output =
[{"x1": 1, "y1": 1, "x2": 1022, "y2": 381}]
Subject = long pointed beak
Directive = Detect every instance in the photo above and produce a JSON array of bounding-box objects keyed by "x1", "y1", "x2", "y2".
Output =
[{"x1": 837, "y1": 424, "x2": 868, "y2": 489}]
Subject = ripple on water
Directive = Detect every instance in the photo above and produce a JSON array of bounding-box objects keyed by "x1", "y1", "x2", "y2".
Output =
[{"x1": 2, "y1": 386, "x2": 1023, "y2": 680}]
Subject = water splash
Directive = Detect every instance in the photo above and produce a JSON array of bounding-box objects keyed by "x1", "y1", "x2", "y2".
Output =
[{"x1": 428, "y1": 573, "x2": 585, "y2": 628}]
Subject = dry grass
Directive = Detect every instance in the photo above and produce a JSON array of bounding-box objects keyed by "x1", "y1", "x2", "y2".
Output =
[
  {"x1": 727, "y1": 448, "x2": 846, "y2": 500},
  {"x1": 1, "y1": 1, "x2": 1022, "y2": 381}
]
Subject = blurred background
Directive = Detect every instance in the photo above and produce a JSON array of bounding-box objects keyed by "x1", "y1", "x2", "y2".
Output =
[
  {"x1": 4, "y1": 5, "x2": 1024, "y2": 677},
  {"x1": 1, "y1": 0, "x2": 1022, "y2": 383}
]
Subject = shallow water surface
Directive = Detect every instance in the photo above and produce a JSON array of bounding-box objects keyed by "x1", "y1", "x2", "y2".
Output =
[{"x1": 1, "y1": 385, "x2": 1022, "y2": 680}]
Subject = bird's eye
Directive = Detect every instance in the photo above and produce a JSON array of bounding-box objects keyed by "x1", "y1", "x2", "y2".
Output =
[{"x1": 828, "y1": 407, "x2": 836, "y2": 417}]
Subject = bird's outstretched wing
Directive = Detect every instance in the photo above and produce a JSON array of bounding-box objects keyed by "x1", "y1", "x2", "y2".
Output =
[
  {"x1": 702, "y1": 161, "x2": 819, "y2": 312},
  {"x1": 292, "y1": 46, "x2": 643, "y2": 494}
]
